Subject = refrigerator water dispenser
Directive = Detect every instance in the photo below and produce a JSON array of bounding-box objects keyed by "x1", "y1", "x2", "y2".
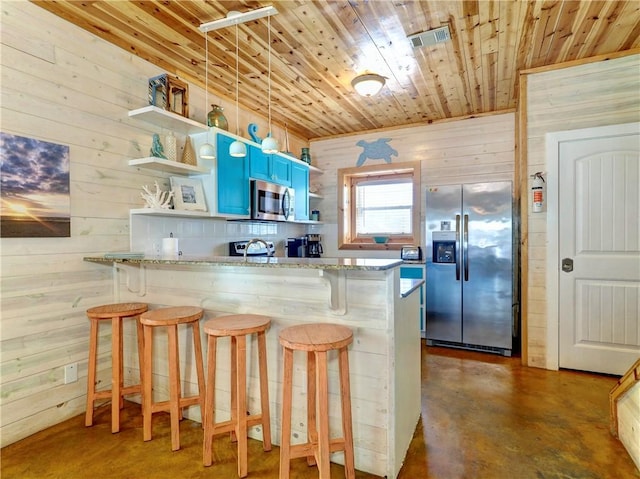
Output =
[{"x1": 432, "y1": 231, "x2": 456, "y2": 264}]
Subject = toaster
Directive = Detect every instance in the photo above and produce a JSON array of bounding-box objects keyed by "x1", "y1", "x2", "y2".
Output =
[{"x1": 401, "y1": 245, "x2": 423, "y2": 261}]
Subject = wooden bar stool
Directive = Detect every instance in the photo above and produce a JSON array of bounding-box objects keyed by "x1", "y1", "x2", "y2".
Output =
[
  {"x1": 202, "y1": 314, "x2": 272, "y2": 478},
  {"x1": 279, "y1": 323, "x2": 355, "y2": 479},
  {"x1": 85, "y1": 302, "x2": 148, "y2": 433},
  {"x1": 140, "y1": 306, "x2": 206, "y2": 451}
]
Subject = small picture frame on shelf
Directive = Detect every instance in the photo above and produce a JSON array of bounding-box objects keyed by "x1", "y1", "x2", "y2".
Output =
[
  {"x1": 170, "y1": 176, "x2": 207, "y2": 211},
  {"x1": 148, "y1": 73, "x2": 189, "y2": 118}
]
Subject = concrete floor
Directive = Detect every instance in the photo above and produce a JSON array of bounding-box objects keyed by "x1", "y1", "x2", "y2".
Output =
[{"x1": 2, "y1": 345, "x2": 638, "y2": 478}]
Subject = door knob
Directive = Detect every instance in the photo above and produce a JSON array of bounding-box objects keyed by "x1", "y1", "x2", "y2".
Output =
[{"x1": 562, "y1": 258, "x2": 573, "y2": 272}]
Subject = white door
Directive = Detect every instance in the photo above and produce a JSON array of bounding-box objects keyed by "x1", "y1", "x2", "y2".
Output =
[{"x1": 557, "y1": 124, "x2": 640, "y2": 375}]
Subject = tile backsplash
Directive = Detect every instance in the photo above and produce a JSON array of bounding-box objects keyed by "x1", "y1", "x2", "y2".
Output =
[{"x1": 130, "y1": 214, "x2": 309, "y2": 257}]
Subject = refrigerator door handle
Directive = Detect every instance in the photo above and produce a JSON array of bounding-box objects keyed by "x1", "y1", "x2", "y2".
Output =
[
  {"x1": 463, "y1": 214, "x2": 469, "y2": 281},
  {"x1": 455, "y1": 214, "x2": 461, "y2": 281}
]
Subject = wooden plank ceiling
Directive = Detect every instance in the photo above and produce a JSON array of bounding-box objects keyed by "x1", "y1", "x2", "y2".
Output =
[{"x1": 32, "y1": 1, "x2": 640, "y2": 140}]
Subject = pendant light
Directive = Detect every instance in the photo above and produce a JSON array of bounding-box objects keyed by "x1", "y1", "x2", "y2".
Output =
[
  {"x1": 229, "y1": 20, "x2": 246, "y2": 157},
  {"x1": 199, "y1": 30, "x2": 215, "y2": 160},
  {"x1": 261, "y1": 15, "x2": 278, "y2": 154}
]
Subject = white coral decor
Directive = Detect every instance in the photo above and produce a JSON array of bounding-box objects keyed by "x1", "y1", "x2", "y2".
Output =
[{"x1": 140, "y1": 182, "x2": 173, "y2": 209}]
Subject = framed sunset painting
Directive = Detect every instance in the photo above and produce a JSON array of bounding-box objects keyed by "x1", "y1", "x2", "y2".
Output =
[{"x1": 1, "y1": 133, "x2": 71, "y2": 237}]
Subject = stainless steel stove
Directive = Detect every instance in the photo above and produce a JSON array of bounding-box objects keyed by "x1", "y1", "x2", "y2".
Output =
[{"x1": 229, "y1": 240, "x2": 275, "y2": 257}]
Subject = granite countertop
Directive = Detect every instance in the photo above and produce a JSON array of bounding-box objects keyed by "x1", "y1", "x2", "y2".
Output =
[{"x1": 84, "y1": 254, "x2": 404, "y2": 271}]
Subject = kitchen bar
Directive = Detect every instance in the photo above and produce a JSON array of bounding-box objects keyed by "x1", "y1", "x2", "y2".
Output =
[{"x1": 84, "y1": 255, "x2": 423, "y2": 478}]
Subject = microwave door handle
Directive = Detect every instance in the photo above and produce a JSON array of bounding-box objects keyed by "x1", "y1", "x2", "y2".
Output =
[
  {"x1": 463, "y1": 214, "x2": 469, "y2": 281},
  {"x1": 282, "y1": 188, "x2": 290, "y2": 220},
  {"x1": 455, "y1": 214, "x2": 461, "y2": 281}
]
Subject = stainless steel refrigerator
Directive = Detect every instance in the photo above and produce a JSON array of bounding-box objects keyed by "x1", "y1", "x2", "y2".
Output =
[{"x1": 425, "y1": 182, "x2": 514, "y2": 356}]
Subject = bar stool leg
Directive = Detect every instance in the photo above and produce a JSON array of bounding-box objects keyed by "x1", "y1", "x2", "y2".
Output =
[
  {"x1": 236, "y1": 334, "x2": 248, "y2": 478},
  {"x1": 257, "y1": 330, "x2": 272, "y2": 451},
  {"x1": 316, "y1": 351, "x2": 330, "y2": 479},
  {"x1": 136, "y1": 317, "x2": 145, "y2": 399},
  {"x1": 203, "y1": 335, "x2": 217, "y2": 466},
  {"x1": 142, "y1": 324, "x2": 153, "y2": 442},
  {"x1": 280, "y1": 347, "x2": 294, "y2": 479},
  {"x1": 191, "y1": 322, "x2": 206, "y2": 420},
  {"x1": 111, "y1": 316, "x2": 122, "y2": 433},
  {"x1": 85, "y1": 319, "x2": 98, "y2": 427},
  {"x1": 230, "y1": 337, "x2": 238, "y2": 443},
  {"x1": 339, "y1": 347, "x2": 356, "y2": 479},
  {"x1": 168, "y1": 324, "x2": 181, "y2": 451},
  {"x1": 306, "y1": 351, "x2": 317, "y2": 466},
  {"x1": 119, "y1": 318, "x2": 125, "y2": 410}
]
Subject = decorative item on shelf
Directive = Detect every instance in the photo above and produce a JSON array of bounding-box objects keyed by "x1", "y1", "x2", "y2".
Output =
[
  {"x1": 148, "y1": 73, "x2": 189, "y2": 117},
  {"x1": 181, "y1": 137, "x2": 197, "y2": 165},
  {"x1": 140, "y1": 182, "x2": 174, "y2": 209},
  {"x1": 164, "y1": 131, "x2": 177, "y2": 162},
  {"x1": 229, "y1": 20, "x2": 246, "y2": 157},
  {"x1": 170, "y1": 176, "x2": 207, "y2": 211},
  {"x1": 373, "y1": 236, "x2": 390, "y2": 244},
  {"x1": 261, "y1": 14, "x2": 278, "y2": 154},
  {"x1": 248, "y1": 123, "x2": 261, "y2": 143},
  {"x1": 311, "y1": 210, "x2": 320, "y2": 221},
  {"x1": 150, "y1": 133, "x2": 167, "y2": 159},
  {"x1": 207, "y1": 104, "x2": 228, "y2": 130},
  {"x1": 199, "y1": 30, "x2": 215, "y2": 160},
  {"x1": 300, "y1": 147, "x2": 311, "y2": 164}
]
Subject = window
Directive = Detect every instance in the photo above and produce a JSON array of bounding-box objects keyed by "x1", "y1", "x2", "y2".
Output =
[{"x1": 338, "y1": 161, "x2": 420, "y2": 250}]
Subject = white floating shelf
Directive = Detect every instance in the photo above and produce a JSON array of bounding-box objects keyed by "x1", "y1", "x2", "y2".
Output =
[
  {"x1": 128, "y1": 106, "x2": 208, "y2": 135},
  {"x1": 128, "y1": 157, "x2": 210, "y2": 175},
  {"x1": 309, "y1": 192, "x2": 324, "y2": 199},
  {"x1": 130, "y1": 208, "x2": 213, "y2": 218},
  {"x1": 308, "y1": 164, "x2": 323, "y2": 174}
]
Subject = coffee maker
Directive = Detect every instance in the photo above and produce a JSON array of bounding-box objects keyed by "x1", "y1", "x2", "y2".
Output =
[{"x1": 305, "y1": 234, "x2": 323, "y2": 258}]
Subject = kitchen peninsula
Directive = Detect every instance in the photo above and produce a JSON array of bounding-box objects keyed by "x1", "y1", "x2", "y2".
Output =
[{"x1": 84, "y1": 255, "x2": 422, "y2": 478}]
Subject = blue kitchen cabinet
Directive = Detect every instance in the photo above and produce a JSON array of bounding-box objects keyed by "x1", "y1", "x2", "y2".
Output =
[
  {"x1": 400, "y1": 265, "x2": 426, "y2": 338},
  {"x1": 291, "y1": 162, "x2": 309, "y2": 221},
  {"x1": 216, "y1": 133, "x2": 250, "y2": 216},
  {"x1": 249, "y1": 145, "x2": 291, "y2": 186}
]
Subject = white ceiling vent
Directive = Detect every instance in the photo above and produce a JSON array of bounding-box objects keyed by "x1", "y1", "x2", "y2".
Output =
[{"x1": 408, "y1": 25, "x2": 451, "y2": 48}]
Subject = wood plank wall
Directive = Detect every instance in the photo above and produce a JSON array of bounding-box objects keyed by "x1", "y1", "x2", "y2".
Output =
[
  {"x1": 309, "y1": 113, "x2": 516, "y2": 259},
  {"x1": 521, "y1": 52, "x2": 640, "y2": 369},
  {"x1": 0, "y1": 1, "x2": 306, "y2": 447}
]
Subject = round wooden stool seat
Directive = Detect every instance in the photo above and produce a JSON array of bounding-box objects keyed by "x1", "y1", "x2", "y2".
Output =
[
  {"x1": 203, "y1": 313, "x2": 271, "y2": 337},
  {"x1": 85, "y1": 302, "x2": 148, "y2": 434},
  {"x1": 278, "y1": 323, "x2": 353, "y2": 352},
  {"x1": 139, "y1": 305, "x2": 203, "y2": 326},
  {"x1": 279, "y1": 323, "x2": 355, "y2": 479},
  {"x1": 202, "y1": 314, "x2": 272, "y2": 478},
  {"x1": 140, "y1": 306, "x2": 205, "y2": 451}
]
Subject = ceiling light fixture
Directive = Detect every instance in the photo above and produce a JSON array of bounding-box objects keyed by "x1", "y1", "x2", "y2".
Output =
[
  {"x1": 261, "y1": 14, "x2": 278, "y2": 154},
  {"x1": 229, "y1": 21, "x2": 246, "y2": 158},
  {"x1": 351, "y1": 73, "x2": 386, "y2": 97},
  {"x1": 199, "y1": 30, "x2": 215, "y2": 160},
  {"x1": 199, "y1": 6, "x2": 277, "y2": 33}
]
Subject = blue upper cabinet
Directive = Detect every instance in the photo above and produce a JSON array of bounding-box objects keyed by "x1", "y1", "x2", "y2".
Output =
[
  {"x1": 249, "y1": 145, "x2": 291, "y2": 186},
  {"x1": 291, "y1": 162, "x2": 309, "y2": 221},
  {"x1": 216, "y1": 133, "x2": 250, "y2": 216}
]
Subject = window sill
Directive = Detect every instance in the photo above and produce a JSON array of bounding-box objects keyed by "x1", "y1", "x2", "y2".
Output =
[{"x1": 339, "y1": 242, "x2": 404, "y2": 251}]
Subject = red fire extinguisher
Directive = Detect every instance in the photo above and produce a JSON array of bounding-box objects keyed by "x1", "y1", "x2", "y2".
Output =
[{"x1": 531, "y1": 172, "x2": 545, "y2": 213}]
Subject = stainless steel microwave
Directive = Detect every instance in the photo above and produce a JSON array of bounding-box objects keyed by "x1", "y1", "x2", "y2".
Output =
[{"x1": 251, "y1": 179, "x2": 295, "y2": 222}]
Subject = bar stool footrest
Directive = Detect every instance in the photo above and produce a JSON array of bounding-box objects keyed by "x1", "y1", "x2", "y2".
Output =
[
  {"x1": 150, "y1": 395, "x2": 201, "y2": 413},
  {"x1": 289, "y1": 438, "x2": 347, "y2": 459}
]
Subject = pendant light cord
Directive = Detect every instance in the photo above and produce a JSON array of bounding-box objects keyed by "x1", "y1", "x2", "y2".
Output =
[
  {"x1": 267, "y1": 15, "x2": 271, "y2": 136},
  {"x1": 205, "y1": 31, "x2": 209, "y2": 118},
  {"x1": 235, "y1": 23, "x2": 240, "y2": 136}
]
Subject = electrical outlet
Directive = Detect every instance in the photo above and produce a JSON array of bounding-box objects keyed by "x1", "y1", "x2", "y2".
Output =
[{"x1": 64, "y1": 363, "x2": 78, "y2": 384}]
